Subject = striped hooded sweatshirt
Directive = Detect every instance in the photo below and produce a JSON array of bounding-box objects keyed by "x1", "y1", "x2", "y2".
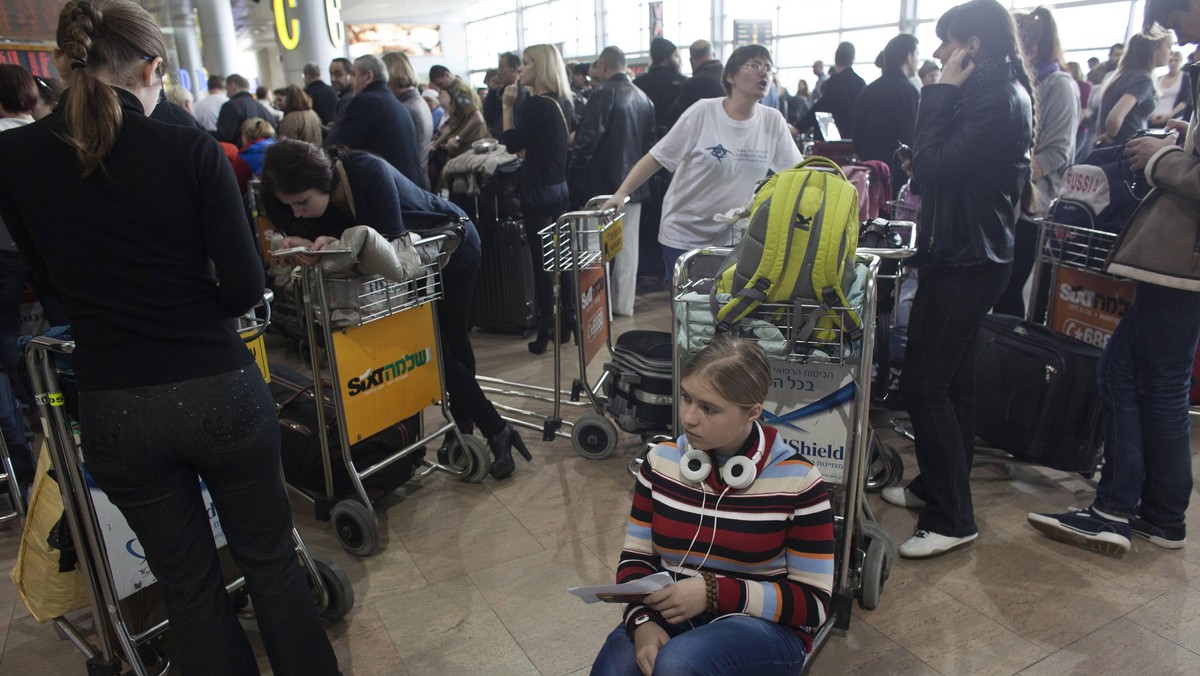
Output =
[{"x1": 618, "y1": 425, "x2": 835, "y2": 651}]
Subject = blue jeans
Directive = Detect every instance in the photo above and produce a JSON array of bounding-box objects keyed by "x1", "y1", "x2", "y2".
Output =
[
  {"x1": 661, "y1": 245, "x2": 691, "y2": 287},
  {"x1": 901, "y1": 262, "x2": 1011, "y2": 537},
  {"x1": 1093, "y1": 282, "x2": 1200, "y2": 527},
  {"x1": 79, "y1": 367, "x2": 338, "y2": 676},
  {"x1": 590, "y1": 615, "x2": 808, "y2": 676}
]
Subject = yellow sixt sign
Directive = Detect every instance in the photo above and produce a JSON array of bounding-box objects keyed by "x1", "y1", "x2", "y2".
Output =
[{"x1": 332, "y1": 303, "x2": 440, "y2": 441}]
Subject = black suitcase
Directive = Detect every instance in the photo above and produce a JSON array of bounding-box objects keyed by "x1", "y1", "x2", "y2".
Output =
[
  {"x1": 268, "y1": 362, "x2": 424, "y2": 501},
  {"x1": 974, "y1": 314, "x2": 1103, "y2": 475},
  {"x1": 603, "y1": 330, "x2": 674, "y2": 436},
  {"x1": 471, "y1": 217, "x2": 538, "y2": 336}
]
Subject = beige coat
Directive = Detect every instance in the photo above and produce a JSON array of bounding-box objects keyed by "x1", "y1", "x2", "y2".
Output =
[{"x1": 278, "y1": 110, "x2": 324, "y2": 146}]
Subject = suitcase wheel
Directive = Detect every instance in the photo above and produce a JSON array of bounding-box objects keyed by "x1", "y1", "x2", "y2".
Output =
[
  {"x1": 330, "y1": 499, "x2": 380, "y2": 557},
  {"x1": 572, "y1": 413, "x2": 619, "y2": 460},
  {"x1": 311, "y1": 556, "x2": 356, "y2": 620}
]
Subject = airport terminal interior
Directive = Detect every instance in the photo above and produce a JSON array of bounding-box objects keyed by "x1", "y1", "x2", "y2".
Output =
[{"x1": 2, "y1": 0, "x2": 1200, "y2": 675}]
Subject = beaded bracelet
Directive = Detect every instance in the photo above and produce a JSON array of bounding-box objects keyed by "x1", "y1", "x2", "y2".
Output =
[{"x1": 701, "y1": 572, "x2": 718, "y2": 614}]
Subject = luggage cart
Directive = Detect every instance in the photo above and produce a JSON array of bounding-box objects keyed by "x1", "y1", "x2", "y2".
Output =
[
  {"x1": 670, "y1": 248, "x2": 896, "y2": 651},
  {"x1": 542, "y1": 196, "x2": 626, "y2": 459},
  {"x1": 22, "y1": 299, "x2": 352, "y2": 676},
  {"x1": 297, "y1": 234, "x2": 492, "y2": 557},
  {"x1": 471, "y1": 197, "x2": 627, "y2": 457}
]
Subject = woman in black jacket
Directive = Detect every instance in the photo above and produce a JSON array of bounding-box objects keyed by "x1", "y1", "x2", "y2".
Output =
[
  {"x1": 500, "y1": 43, "x2": 577, "y2": 355},
  {"x1": 0, "y1": 2, "x2": 338, "y2": 673},
  {"x1": 881, "y1": 0, "x2": 1034, "y2": 559}
]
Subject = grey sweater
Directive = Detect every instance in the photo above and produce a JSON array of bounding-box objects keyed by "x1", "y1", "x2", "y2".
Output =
[{"x1": 1032, "y1": 69, "x2": 1080, "y2": 217}]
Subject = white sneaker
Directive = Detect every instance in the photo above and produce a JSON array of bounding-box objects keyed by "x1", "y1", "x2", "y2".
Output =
[
  {"x1": 881, "y1": 486, "x2": 926, "y2": 509},
  {"x1": 898, "y1": 530, "x2": 978, "y2": 558}
]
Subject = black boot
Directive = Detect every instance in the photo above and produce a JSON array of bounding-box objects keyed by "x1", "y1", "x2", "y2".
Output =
[
  {"x1": 488, "y1": 424, "x2": 532, "y2": 479},
  {"x1": 560, "y1": 311, "x2": 578, "y2": 345},
  {"x1": 436, "y1": 421, "x2": 474, "y2": 465},
  {"x1": 528, "y1": 327, "x2": 553, "y2": 355}
]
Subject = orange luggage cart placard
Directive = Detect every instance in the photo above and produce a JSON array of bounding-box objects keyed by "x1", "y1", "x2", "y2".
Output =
[
  {"x1": 332, "y1": 303, "x2": 441, "y2": 442},
  {"x1": 1048, "y1": 267, "x2": 1135, "y2": 349},
  {"x1": 579, "y1": 266, "x2": 610, "y2": 365}
]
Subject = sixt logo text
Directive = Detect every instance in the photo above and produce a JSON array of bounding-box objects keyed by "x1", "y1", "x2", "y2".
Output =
[{"x1": 347, "y1": 348, "x2": 432, "y2": 396}]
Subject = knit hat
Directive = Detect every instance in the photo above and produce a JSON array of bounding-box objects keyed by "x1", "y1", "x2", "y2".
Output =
[{"x1": 650, "y1": 38, "x2": 678, "y2": 65}]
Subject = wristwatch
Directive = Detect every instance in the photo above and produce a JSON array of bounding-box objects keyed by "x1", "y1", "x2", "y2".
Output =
[{"x1": 632, "y1": 612, "x2": 654, "y2": 628}]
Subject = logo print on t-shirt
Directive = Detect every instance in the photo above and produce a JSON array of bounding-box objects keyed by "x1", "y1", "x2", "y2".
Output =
[{"x1": 706, "y1": 144, "x2": 732, "y2": 162}]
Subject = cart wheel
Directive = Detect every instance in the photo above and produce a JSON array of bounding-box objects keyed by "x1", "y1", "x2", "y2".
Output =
[
  {"x1": 454, "y1": 435, "x2": 493, "y2": 484},
  {"x1": 859, "y1": 536, "x2": 889, "y2": 610},
  {"x1": 865, "y1": 435, "x2": 904, "y2": 493},
  {"x1": 311, "y1": 557, "x2": 356, "y2": 621},
  {"x1": 330, "y1": 499, "x2": 379, "y2": 557},
  {"x1": 573, "y1": 413, "x2": 619, "y2": 460}
]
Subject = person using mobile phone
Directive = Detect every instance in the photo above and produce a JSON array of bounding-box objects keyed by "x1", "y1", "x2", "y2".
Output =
[{"x1": 880, "y1": 0, "x2": 1035, "y2": 560}]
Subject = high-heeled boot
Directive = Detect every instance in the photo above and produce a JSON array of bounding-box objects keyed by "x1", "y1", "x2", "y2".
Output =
[
  {"x1": 527, "y1": 327, "x2": 554, "y2": 355},
  {"x1": 559, "y1": 311, "x2": 578, "y2": 345},
  {"x1": 488, "y1": 424, "x2": 532, "y2": 479}
]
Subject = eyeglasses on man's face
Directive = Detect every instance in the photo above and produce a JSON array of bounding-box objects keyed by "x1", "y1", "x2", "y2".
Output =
[{"x1": 741, "y1": 61, "x2": 776, "y2": 75}]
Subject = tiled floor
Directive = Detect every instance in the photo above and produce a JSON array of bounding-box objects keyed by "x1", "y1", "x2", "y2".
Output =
[{"x1": 1, "y1": 285, "x2": 1198, "y2": 675}]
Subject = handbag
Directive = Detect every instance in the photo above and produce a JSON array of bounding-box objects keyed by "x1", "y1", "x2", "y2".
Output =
[{"x1": 1104, "y1": 186, "x2": 1200, "y2": 291}]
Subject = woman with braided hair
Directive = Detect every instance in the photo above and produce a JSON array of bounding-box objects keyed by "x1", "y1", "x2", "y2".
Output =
[
  {"x1": 0, "y1": 2, "x2": 339, "y2": 673},
  {"x1": 882, "y1": 0, "x2": 1035, "y2": 559}
]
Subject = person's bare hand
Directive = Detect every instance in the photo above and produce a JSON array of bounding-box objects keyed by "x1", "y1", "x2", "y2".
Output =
[
  {"x1": 1126, "y1": 134, "x2": 1176, "y2": 172},
  {"x1": 938, "y1": 48, "x2": 976, "y2": 88},
  {"x1": 900, "y1": 158, "x2": 913, "y2": 178},
  {"x1": 600, "y1": 194, "x2": 627, "y2": 215},
  {"x1": 642, "y1": 577, "x2": 707, "y2": 624},
  {"x1": 503, "y1": 84, "x2": 519, "y2": 107},
  {"x1": 1166, "y1": 118, "x2": 1189, "y2": 144},
  {"x1": 309, "y1": 235, "x2": 340, "y2": 251},
  {"x1": 633, "y1": 623, "x2": 669, "y2": 676},
  {"x1": 278, "y1": 236, "x2": 318, "y2": 267}
]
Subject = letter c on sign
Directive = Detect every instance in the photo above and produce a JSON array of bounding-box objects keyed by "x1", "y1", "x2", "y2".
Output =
[
  {"x1": 326, "y1": 0, "x2": 345, "y2": 49},
  {"x1": 274, "y1": 0, "x2": 300, "y2": 51}
]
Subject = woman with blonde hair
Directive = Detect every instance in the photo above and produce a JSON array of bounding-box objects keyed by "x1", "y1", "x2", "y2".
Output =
[
  {"x1": 0, "y1": 1, "x2": 338, "y2": 673},
  {"x1": 238, "y1": 117, "x2": 276, "y2": 177},
  {"x1": 1097, "y1": 27, "x2": 1173, "y2": 144},
  {"x1": 383, "y1": 51, "x2": 433, "y2": 190},
  {"x1": 276, "y1": 84, "x2": 322, "y2": 146},
  {"x1": 500, "y1": 43, "x2": 579, "y2": 355}
]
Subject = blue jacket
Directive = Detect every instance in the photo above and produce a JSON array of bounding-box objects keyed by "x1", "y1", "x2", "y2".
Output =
[
  {"x1": 239, "y1": 137, "x2": 276, "y2": 177},
  {"x1": 324, "y1": 81, "x2": 424, "y2": 188}
]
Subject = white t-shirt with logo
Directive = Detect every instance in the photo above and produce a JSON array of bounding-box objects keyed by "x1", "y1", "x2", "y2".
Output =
[{"x1": 651, "y1": 97, "x2": 802, "y2": 250}]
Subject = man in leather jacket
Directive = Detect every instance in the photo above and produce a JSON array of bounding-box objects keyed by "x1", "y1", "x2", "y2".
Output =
[{"x1": 569, "y1": 46, "x2": 656, "y2": 316}]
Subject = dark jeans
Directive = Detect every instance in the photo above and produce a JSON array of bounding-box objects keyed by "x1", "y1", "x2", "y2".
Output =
[
  {"x1": 1093, "y1": 282, "x2": 1200, "y2": 527},
  {"x1": 438, "y1": 255, "x2": 504, "y2": 439},
  {"x1": 523, "y1": 201, "x2": 575, "y2": 330},
  {"x1": 79, "y1": 367, "x2": 338, "y2": 676},
  {"x1": 901, "y1": 262, "x2": 1011, "y2": 537}
]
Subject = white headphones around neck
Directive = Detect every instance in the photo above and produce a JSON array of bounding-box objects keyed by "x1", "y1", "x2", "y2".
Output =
[{"x1": 679, "y1": 421, "x2": 765, "y2": 490}]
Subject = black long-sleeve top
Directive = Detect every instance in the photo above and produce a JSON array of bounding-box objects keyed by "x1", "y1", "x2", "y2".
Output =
[
  {"x1": 499, "y1": 94, "x2": 571, "y2": 195},
  {"x1": 0, "y1": 88, "x2": 264, "y2": 391},
  {"x1": 853, "y1": 70, "x2": 919, "y2": 197}
]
